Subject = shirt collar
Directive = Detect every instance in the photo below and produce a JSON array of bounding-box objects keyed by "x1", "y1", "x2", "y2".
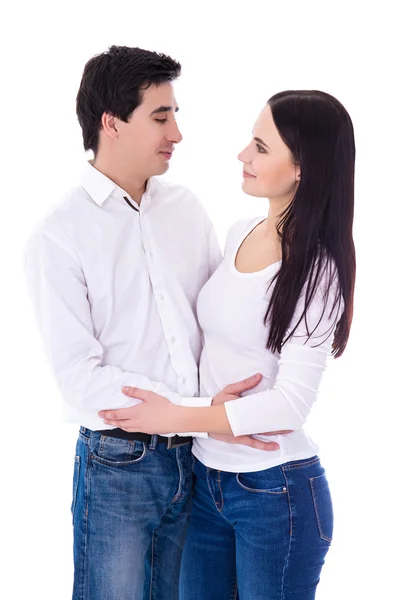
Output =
[
  {"x1": 81, "y1": 162, "x2": 119, "y2": 206},
  {"x1": 81, "y1": 161, "x2": 154, "y2": 208}
]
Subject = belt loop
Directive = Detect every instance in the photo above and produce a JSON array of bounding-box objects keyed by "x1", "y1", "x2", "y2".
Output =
[
  {"x1": 149, "y1": 434, "x2": 158, "y2": 450},
  {"x1": 167, "y1": 437, "x2": 172, "y2": 450}
]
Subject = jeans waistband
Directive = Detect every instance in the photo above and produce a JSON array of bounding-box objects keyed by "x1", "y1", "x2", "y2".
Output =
[{"x1": 80, "y1": 426, "x2": 192, "y2": 449}]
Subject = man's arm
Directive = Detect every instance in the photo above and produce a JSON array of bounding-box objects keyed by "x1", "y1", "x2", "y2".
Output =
[{"x1": 24, "y1": 228, "x2": 209, "y2": 435}]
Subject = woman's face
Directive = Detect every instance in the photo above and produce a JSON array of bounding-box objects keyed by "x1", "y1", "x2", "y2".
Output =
[{"x1": 238, "y1": 104, "x2": 300, "y2": 201}]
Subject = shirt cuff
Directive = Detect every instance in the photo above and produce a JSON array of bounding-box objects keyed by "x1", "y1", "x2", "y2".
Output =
[
  {"x1": 180, "y1": 396, "x2": 213, "y2": 408},
  {"x1": 177, "y1": 431, "x2": 208, "y2": 439},
  {"x1": 224, "y1": 400, "x2": 242, "y2": 437}
]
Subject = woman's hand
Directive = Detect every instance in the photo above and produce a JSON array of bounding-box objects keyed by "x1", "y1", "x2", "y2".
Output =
[
  {"x1": 99, "y1": 388, "x2": 180, "y2": 434},
  {"x1": 209, "y1": 430, "x2": 293, "y2": 451}
]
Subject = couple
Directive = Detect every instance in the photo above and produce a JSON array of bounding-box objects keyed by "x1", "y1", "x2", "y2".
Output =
[{"x1": 25, "y1": 45, "x2": 356, "y2": 600}]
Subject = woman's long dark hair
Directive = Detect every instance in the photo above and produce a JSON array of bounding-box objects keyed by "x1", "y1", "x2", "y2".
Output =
[{"x1": 265, "y1": 90, "x2": 356, "y2": 358}]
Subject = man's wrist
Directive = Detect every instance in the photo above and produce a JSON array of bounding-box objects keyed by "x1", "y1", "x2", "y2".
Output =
[
  {"x1": 169, "y1": 403, "x2": 183, "y2": 427},
  {"x1": 174, "y1": 404, "x2": 232, "y2": 435}
]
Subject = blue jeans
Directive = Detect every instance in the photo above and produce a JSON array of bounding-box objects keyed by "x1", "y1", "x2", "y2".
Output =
[
  {"x1": 180, "y1": 455, "x2": 333, "y2": 600},
  {"x1": 72, "y1": 427, "x2": 193, "y2": 600}
]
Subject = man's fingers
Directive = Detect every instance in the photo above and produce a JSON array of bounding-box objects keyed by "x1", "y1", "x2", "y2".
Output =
[
  {"x1": 104, "y1": 419, "x2": 136, "y2": 430},
  {"x1": 98, "y1": 408, "x2": 135, "y2": 420},
  {"x1": 122, "y1": 386, "x2": 147, "y2": 399},
  {"x1": 236, "y1": 436, "x2": 279, "y2": 451},
  {"x1": 225, "y1": 373, "x2": 262, "y2": 396}
]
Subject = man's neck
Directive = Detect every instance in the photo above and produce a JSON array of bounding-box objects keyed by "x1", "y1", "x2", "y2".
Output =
[{"x1": 92, "y1": 156, "x2": 147, "y2": 205}]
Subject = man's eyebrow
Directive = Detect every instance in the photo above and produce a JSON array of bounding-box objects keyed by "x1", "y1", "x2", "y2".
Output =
[{"x1": 150, "y1": 106, "x2": 180, "y2": 115}]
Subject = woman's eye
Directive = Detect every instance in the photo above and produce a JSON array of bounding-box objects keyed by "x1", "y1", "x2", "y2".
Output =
[{"x1": 256, "y1": 143, "x2": 267, "y2": 153}]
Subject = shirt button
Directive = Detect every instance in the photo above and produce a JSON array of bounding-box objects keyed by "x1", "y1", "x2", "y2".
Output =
[
  {"x1": 181, "y1": 377, "x2": 186, "y2": 384},
  {"x1": 171, "y1": 336, "x2": 176, "y2": 344},
  {"x1": 160, "y1": 294, "x2": 165, "y2": 301},
  {"x1": 149, "y1": 251, "x2": 153, "y2": 259}
]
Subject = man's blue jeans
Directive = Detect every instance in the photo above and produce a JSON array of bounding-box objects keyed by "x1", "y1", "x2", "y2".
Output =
[{"x1": 71, "y1": 427, "x2": 193, "y2": 600}]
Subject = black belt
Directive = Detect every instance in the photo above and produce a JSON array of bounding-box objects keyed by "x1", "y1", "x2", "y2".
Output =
[{"x1": 96, "y1": 428, "x2": 192, "y2": 449}]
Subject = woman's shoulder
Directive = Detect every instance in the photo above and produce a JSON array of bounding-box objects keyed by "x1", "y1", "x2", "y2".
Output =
[{"x1": 224, "y1": 215, "x2": 267, "y2": 253}]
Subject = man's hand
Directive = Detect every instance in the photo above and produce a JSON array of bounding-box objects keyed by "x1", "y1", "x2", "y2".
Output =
[
  {"x1": 99, "y1": 390, "x2": 178, "y2": 434},
  {"x1": 209, "y1": 430, "x2": 294, "y2": 451},
  {"x1": 212, "y1": 373, "x2": 263, "y2": 406}
]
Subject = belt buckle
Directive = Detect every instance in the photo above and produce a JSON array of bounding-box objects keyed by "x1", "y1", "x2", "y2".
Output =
[
  {"x1": 167, "y1": 436, "x2": 192, "y2": 449},
  {"x1": 167, "y1": 436, "x2": 181, "y2": 450}
]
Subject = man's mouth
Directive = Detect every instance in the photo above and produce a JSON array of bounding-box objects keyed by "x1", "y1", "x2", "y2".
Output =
[{"x1": 160, "y1": 150, "x2": 174, "y2": 160}]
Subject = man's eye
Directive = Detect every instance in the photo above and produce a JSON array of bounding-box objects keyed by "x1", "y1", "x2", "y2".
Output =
[{"x1": 155, "y1": 118, "x2": 167, "y2": 123}]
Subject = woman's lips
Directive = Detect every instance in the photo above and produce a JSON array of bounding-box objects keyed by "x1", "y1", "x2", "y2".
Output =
[{"x1": 243, "y1": 171, "x2": 256, "y2": 178}]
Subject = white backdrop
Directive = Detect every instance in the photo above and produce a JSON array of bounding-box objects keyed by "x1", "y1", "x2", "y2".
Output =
[{"x1": 1, "y1": 1, "x2": 399, "y2": 598}]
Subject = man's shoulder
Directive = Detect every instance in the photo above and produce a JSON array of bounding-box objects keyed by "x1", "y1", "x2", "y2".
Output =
[{"x1": 27, "y1": 185, "x2": 91, "y2": 246}]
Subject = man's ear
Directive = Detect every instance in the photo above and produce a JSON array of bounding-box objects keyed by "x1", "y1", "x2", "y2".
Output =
[{"x1": 101, "y1": 112, "x2": 119, "y2": 141}]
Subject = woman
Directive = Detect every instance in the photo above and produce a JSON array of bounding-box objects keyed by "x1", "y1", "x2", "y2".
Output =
[{"x1": 101, "y1": 90, "x2": 356, "y2": 599}]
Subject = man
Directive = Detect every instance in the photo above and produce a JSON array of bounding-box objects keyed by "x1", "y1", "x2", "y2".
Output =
[{"x1": 24, "y1": 45, "x2": 276, "y2": 600}]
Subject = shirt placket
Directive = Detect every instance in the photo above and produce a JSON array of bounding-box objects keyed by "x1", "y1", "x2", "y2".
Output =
[{"x1": 139, "y1": 211, "x2": 192, "y2": 398}]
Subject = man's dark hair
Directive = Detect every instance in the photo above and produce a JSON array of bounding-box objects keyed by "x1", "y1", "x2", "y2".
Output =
[{"x1": 76, "y1": 45, "x2": 181, "y2": 154}]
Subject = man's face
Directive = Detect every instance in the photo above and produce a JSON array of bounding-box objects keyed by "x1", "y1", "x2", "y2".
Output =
[{"x1": 112, "y1": 82, "x2": 182, "y2": 179}]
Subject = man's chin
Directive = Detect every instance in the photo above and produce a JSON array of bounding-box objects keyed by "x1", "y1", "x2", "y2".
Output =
[{"x1": 155, "y1": 161, "x2": 170, "y2": 175}]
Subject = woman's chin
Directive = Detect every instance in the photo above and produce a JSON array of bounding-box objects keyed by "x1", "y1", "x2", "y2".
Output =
[{"x1": 242, "y1": 181, "x2": 264, "y2": 198}]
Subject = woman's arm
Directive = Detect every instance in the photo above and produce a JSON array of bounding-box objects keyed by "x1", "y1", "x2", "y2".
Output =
[
  {"x1": 102, "y1": 266, "x2": 343, "y2": 436},
  {"x1": 112, "y1": 340, "x2": 330, "y2": 435}
]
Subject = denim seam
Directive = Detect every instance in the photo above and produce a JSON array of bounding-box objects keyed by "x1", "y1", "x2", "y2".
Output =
[
  {"x1": 280, "y1": 467, "x2": 292, "y2": 599},
  {"x1": 82, "y1": 441, "x2": 91, "y2": 599},
  {"x1": 171, "y1": 447, "x2": 183, "y2": 504},
  {"x1": 149, "y1": 531, "x2": 156, "y2": 599},
  {"x1": 217, "y1": 472, "x2": 224, "y2": 512},
  {"x1": 310, "y1": 476, "x2": 332, "y2": 543},
  {"x1": 204, "y1": 469, "x2": 233, "y2": 523},
  {"x1": 206, "y1": 472, "x2": 223, "y2": 514},
  {"x1": 282, "y1": 457, "x2": 320, "y2": 471},
  {"x1": 71, "y1": 455, "x2": 81, "y2": 519}
]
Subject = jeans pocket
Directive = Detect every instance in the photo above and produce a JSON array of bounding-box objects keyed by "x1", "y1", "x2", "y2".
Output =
[
  {"x1": 236, "y1": 467, "x2": 288, "y2": 495},
  {"x1": 90, "y1": 436, "x2": 147, "y2": 467},
  {"x1": 71, "y1": 455, "x2": 80, "y2": 518},
  {"x1": 310, "y1": 473, "x2": 333, "y2": 543}
]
